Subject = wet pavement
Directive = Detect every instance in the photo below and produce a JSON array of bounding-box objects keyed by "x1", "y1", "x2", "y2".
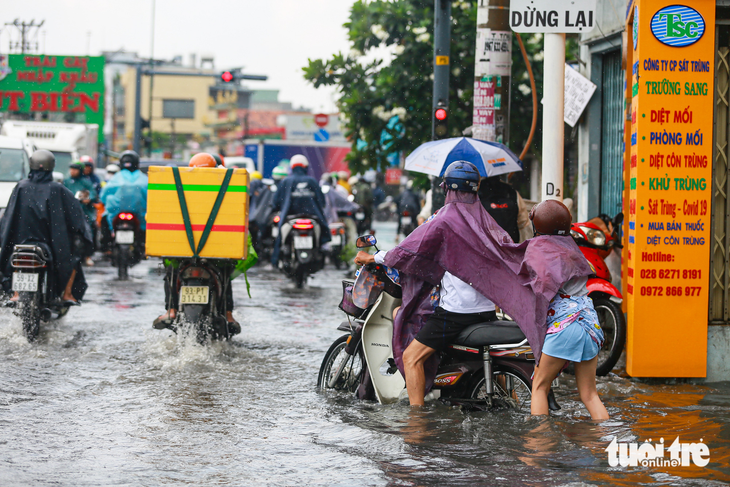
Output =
[{"x1": 1, "y1": 222, "x2": 729, "y2": 486}]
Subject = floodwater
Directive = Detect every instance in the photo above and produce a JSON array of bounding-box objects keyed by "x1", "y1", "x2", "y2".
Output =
[{"x1": 1, "y1": 222, "x2": 729, "y2": 486}]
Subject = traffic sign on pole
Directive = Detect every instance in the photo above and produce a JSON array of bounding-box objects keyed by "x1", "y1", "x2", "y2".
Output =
[{"x1": 510, "y1": 0, "x2": 597, "y2": 33}]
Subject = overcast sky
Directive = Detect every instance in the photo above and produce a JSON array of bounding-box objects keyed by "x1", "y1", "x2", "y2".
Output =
[{"x1": 1, "y1": 0, "x2": 354, "y2": 112}]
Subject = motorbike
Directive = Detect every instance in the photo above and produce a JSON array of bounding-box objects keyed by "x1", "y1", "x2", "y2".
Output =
[
  {"x1": 160, "y1": 258, "x2": 237, "y2": 343},
  {"x1": 399, "y1": 209, "x2": 416, "y2": 238},
  {"x1": 9, "y1": 244, "x2": 70, "y2": 341},
  {"x1": 327, "y1": 222, "x2": 347, "y2": 269},
  {"x1": 112, "y1": 212, "x2": 144, "y2": 280},
  {"x1": 277, "y1": 215, "x2": 324, "y2": 288},
  {"x1": 570, "y1": 212, "x2": 626, "y2": 376},
  {"x1": 318, "y1": 235, "x2": 560, "y2": 410}
]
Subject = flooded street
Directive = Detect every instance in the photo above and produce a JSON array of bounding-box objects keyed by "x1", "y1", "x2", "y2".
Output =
[{"x1": 0, "y1": 223, "x2": 729, "y2": 486}]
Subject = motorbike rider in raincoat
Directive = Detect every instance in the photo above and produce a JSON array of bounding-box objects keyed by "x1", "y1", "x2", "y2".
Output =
[
  {"x1": 0, "y1": 150, "x2": 92, "y2": 305},
  {"x1": 64, "y1": 161, "x2": 97, "y2": 266},
  {"x1": 153, "y1": 153, "x2": 258, "y2": 333},
  {"x1": 271, "y1": 154, "x2": 330, "y2": 265},
  {"x1": 99, "y1": 150, "x2": 148, "y2": 251},
  {"x1": 356, "y1": 162, "x2": 497, "y2": 406}
]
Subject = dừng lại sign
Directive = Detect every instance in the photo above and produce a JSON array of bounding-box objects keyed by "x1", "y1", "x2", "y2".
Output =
[
  {"x1": 0, "y1": 54, "x2": 105, "y2": 142},
  {"x1": 624, "y1": 0, "x2": 715, "y2": 377}
]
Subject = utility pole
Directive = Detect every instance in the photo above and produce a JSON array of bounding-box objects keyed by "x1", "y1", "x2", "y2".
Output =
[
  {"x1": 4, "y1": 19, "x2": 44, "y2": 54},
  {"x1": 431, "y1": 0, "x2": 451, "y2": 212},
  {"x1": 472, "y1": 0, "x2": 511, "y2": 144},
  {"x1": 541, "y1": 33, "x2": 565, "y2": 202}
]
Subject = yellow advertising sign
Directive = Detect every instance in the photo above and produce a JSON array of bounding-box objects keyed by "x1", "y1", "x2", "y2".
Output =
[
  {"x1": 624, "y1": 0, "x2": 714, "y2": 376},
  {"x1": 436, "y1": 55, "x2": 450, "y2": 65}
]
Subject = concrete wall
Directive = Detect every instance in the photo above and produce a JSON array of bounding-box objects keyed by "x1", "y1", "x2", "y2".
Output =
[{"x1": 706, "y1": 326, "x2": 730, "y2": 382}]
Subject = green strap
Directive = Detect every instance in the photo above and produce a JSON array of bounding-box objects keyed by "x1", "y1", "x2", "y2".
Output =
[
  {"x1": 172, "y1": 166, "x2": 197, "y2": 256},
  {"x1": 195, "y1": 168, "x2": 234, "y2": 256}
]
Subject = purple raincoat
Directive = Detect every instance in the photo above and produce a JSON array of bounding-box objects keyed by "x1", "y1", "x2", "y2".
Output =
[{"x1": 383, "y1": 191, "x2": 592, "y2": 391}]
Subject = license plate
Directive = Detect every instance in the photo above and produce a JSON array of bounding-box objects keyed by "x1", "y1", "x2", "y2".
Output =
[
  {"x1": 116, "y1": 230, "x2": 134, "y2": 244},
  {"x1": 271, "y1": 226, "x2": 279, "y2": 238},
  {"x1": 12, "y1": 272, "x2": 38, "y2": 292},
  {"x1": 355, "y1": 212, "x2": 365, "y2": 220},
  {"x1": 331, "y1": 234, "x2": 342, "y2": 246},
  {"x1": 401, "y1": 216, "x2": 412, "y2": 225},
  {"x1": 294, "y1": 236, "x2": 313, "y2": 249},
  {"x1": 180, "y1": 286, "x2": 209, "y2": 304}
]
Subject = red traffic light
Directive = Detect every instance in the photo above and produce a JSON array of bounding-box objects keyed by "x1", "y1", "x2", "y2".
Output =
[
  {"x1": 221, "y1": 71, "x2": 234, "y2": 83},
  {"x1": 434, "y1": 108, "x2": 448, "y2": 121}
]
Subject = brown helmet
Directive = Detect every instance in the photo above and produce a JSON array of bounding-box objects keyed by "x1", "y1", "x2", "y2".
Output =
[
  {"x1": 189, "y1": 153, "x2": 217, "y2": 168},
  {"x1": 529, "y1": 199, "x2": 572, "y2": 236}
]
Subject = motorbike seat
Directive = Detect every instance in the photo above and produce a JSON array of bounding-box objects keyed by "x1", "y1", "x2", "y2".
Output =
[{"x1": 451, "y1": 320, "x2": 526, "y2": 348}]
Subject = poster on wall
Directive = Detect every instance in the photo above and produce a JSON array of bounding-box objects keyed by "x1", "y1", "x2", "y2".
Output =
[{"x1": 624, "y1": 0, "x2": 714, "y2": 377}]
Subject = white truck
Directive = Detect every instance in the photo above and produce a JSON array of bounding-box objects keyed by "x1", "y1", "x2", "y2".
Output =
[
  {"x1": 0, "y1": 135, "x2": 36, "y2": 220},
  {"x1": 0, "y1": 121, "x2": 98, "y2": 177}
]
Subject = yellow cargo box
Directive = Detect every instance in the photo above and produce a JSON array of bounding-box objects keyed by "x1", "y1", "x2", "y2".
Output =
[{"x1": 146, "y1": 166, "x2": 249, "y2": 259}]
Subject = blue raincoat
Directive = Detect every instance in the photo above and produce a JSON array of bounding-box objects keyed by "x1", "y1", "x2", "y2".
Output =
[{"x1": 100, "y1": 169, "x2": 148, "y2": 230}]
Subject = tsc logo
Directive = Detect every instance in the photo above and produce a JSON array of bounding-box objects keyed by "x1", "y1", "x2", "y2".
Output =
[{"x1": 651, "y1": 5, "x2": 705, "y2": 47}]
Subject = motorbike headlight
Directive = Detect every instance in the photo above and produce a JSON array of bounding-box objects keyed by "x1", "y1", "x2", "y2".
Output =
[{"x1": 579, "y1": 226, "x2": 606, "y2": 247}]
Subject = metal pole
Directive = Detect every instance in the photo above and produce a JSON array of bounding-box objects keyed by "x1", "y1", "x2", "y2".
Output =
[
  {"x1": 147, "y1": 0, "x2": 156, "y2": 157},
  {"x1": 541, "y1": 33, "x2": 565, "y2": 202},
  {"x1": 432, "y1": 0, "x2": 451, "y2": 139},
  {"x1": 431, "y1": 0, "x2": 451, "y2": 212},
  {"x1": 133, "y1": 66, "x2": 142, "y2": 154}
]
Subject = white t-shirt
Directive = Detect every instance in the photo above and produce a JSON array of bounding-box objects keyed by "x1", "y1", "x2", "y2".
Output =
[{"x1": 374, "y1": 250, "x2": 496, "y2": 314}]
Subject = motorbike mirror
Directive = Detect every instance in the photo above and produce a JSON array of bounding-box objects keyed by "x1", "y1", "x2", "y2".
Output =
[
  {"x1": 356, "y1": 235, "x2": 377, "y2": 249},
  {"x1": 321, "y1": 185, "x2": 330, "y2": 194},
  {"x1": 614, "y1": 212, "x2": 624, "y2": 225},
  {"x1": 75, "y1": 190, "x2": 90, "y2": 200}
]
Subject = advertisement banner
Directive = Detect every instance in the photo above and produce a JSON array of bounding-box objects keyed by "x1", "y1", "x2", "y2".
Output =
[
  {"x1": 0, "y1": 54, "x2": 105, "y2": 142},
  {"x1": 624, "y1": 0, "x2": 714, "y2": 376}
]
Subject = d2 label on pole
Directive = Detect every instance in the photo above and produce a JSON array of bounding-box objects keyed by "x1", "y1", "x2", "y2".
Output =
[{"x1": 510, "y1": 0, "x2": 597, "y2": 33}]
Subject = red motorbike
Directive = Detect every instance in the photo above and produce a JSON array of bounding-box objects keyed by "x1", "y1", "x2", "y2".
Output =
[{"x1": 570, "y1": 212, "x2": 626, "y2": 376}]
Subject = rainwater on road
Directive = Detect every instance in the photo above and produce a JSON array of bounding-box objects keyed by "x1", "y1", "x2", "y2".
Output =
[{"x1": 1, "y1": 222, "x2": 729, "y2": 486}]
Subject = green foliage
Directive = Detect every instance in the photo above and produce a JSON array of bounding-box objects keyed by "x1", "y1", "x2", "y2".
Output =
[
  {"x1": 304, "y1": 0, "x2": 477, "y2": 174},
  {"x1": 304, "y1": 1, "x2": 575, "y2": 174}
]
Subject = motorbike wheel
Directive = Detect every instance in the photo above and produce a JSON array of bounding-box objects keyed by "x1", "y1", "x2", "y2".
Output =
[
  {"x1": 117, "y1": 247, "x2": 129, "y2": 280},
  {"x1": 294, "y1": 268, "x2": 306, "y2": 288},
  {"x1": 468, "y1": 364, "x2": 532, "y2": 411},
  {"x1": 318, "y1": 334, "x2": 367, "y2": 395},
  {"x1": 593, "y1": 297, "x2": 626, "y2": 376},
  {"x1": 19, "y1": 291, "x2": 42, "y2": 342}
]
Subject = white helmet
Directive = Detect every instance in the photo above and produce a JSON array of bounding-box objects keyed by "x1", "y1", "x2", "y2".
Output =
[
  {"x1": 106, "y1": 164, "x2": 120, "y2": 174},
  {"x1": 290, "y1": 154, "x2": 309, "y2": 169}
]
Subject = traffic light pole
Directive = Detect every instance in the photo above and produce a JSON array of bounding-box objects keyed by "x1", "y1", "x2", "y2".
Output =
[
  {"x1": 432, "y1": 0, "x2": 451, "y2": 140},
  {"x1": 133, "y1": 66, "x2": 143, "y2": 154},
  {"x1": 431, "y1": 0, "x2": 451, "y2": 211}
]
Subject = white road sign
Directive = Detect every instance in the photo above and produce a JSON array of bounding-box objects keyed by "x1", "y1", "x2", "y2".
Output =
[{"x1": 510, "y1": 0, "x2": 597, "y2": 33}]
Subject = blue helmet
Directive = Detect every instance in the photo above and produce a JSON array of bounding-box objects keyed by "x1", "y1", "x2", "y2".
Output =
[{"x1": 443, "y1": 161, "x2": 480, "y2": 193}]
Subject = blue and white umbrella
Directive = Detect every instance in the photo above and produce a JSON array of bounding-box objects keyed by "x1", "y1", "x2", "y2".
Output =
[{"x1": 404, "y1": 137, "x2": 522, "y2": 177}]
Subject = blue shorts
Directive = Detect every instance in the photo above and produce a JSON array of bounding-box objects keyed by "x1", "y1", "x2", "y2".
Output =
[{"x1": 542, "y1": 321, "x2": 600, "y2": 363}]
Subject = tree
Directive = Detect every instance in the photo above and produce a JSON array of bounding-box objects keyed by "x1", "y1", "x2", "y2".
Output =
[{"x1": 303, "y1": 0, "x2": 552, "y2": 175}]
